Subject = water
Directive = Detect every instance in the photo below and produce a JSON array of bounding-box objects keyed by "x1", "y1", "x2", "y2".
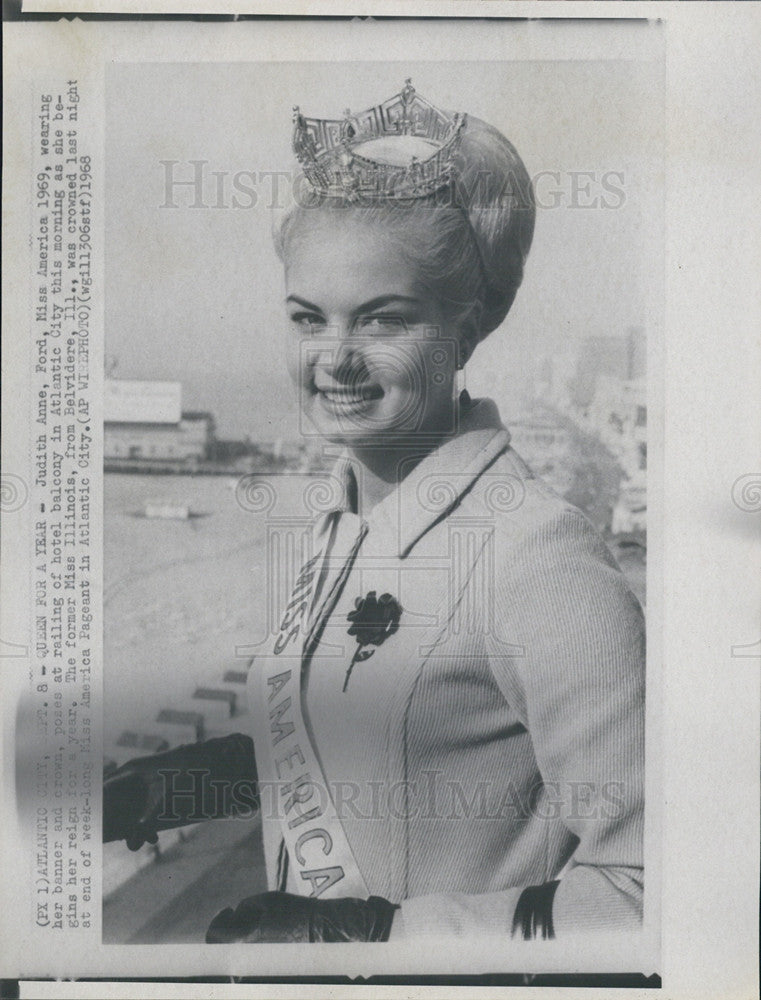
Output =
[{"x1": 104, "y1": 473, "x2": 270, "y2": 746}]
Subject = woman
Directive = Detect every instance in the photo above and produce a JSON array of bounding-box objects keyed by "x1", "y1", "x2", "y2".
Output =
[{"x1": 104, "y1": 82, "x2": 645, "y2": 944}]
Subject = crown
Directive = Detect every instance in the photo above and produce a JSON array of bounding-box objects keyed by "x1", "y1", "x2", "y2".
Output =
[{"x1": 292, "y1": 79, "x2": 467, "y2": 201}]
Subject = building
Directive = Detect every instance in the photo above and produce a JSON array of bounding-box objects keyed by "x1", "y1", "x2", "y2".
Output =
[
  {"x1": 104, "y1": 379, "x2": 215, "y2": 465},
  {"x1": 536, "y1": 348, "x2": 578, "y2": 410},
  {"x1": 509, "y1": 419, "x2": 575, "y2": 497},
  {"x1": 536, "y1": 329, "x2": 647, "y2": 536},
  {"x1": 509, "y1": 420, "x2": 570, "y2": 457},
  {"x1": 555, "y1": 327, "x2": 646, "y2": 417},
  {"x1": 585, "y1": 375, "x2": 647, "y2": 482},
  {"x1": 587, "y1": 375, "x2": 647, "y2": 536}
]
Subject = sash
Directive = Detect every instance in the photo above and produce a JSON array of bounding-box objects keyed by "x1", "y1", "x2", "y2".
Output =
[{"x1": 255, "y1": 511, "x2": 370, "y2": 900}]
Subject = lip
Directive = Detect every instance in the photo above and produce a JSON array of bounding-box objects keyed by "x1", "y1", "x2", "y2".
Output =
[{"x1": 314, "y1": 383, "x2": 384, "y2": 415}]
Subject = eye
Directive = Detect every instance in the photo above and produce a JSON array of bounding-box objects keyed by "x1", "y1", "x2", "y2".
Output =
[
  {"x1": 289, "y1": 311, "x2": 325, "y2": 333},
  {"x1": 357, "y1": 314, "x2": 408, "y2": 336}
]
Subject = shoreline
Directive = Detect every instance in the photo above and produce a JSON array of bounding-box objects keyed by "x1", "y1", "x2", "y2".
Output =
[{"x1": 104, "y1": 460, "x2": 318, "y2": 476}]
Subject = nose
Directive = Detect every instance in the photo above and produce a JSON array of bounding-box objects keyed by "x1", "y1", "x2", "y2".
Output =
[
  {"x1": 310, "y1": 326, "x2": 370, "y2": 386},
  {"x1": 324, "y1": 344, "x2": 371, "y2": 388}
]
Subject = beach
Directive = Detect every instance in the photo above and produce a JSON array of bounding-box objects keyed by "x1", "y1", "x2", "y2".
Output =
[{"x1": 105, "y1": 475, "x2": 263, "y2": 739}]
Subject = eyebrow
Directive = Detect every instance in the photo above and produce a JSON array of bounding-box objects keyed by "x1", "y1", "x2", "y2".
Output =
[{"x1": 286, "y1": 294, "x2": 422, "y2": 315}]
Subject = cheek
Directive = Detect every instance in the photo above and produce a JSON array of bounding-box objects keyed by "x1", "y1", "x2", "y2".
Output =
[
  {"x1": 361, "y1": 345, "x2": 426, "y2": 393},
  {"x1": 285, "y1": 337, "x2": 307, "y2": 388}
]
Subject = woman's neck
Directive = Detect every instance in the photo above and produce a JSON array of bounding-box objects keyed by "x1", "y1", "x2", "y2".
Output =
[
  {"x1": 348, "y1": 439, "x2": 440, "y2": 516},
  {"x1": 346, "y1": 392, "x2": 473, "y2": 515}
]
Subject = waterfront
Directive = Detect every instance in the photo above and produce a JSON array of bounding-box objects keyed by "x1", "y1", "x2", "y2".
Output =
[{"x1": 104, "y1": 473, "x2": 268, "y2": 746}]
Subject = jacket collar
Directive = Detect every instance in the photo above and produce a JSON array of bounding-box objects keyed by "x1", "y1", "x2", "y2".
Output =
[{"x1": 330, "y1": 396, "x2": 511, "y2": 558}]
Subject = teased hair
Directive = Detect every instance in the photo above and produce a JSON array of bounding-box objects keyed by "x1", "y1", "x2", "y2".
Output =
[{"x1": 274, "y1": 114, "x2": 535, "y2": 343}]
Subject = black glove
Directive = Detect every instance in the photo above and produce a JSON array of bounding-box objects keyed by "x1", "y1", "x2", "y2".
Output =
[
  {"x1": 103, "y1": 733, "x2": 257, "y2": 850},
  {"x1": 206, "y1": 891, "x2": 399, "y2": 943}
]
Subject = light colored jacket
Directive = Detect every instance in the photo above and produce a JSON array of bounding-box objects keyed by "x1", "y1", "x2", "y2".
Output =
[{"x1": 250, "y1": 397, "x2": 645, "y2": 938}]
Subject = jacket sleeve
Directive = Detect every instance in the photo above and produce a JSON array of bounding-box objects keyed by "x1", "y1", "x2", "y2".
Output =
[{"x1": 394, "y1": 507, "x2": 646, "y2": 940}]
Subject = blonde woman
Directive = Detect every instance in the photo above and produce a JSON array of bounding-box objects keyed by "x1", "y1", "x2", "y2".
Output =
[{"x1": 105, "y1": 82, "x2": 645, "y2": 944}]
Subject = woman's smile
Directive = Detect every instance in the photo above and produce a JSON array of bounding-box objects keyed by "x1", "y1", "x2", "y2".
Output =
[
  {"x1": 284, "y1": 215, "x2": 459, "y2": 448},
  {"x1": 314, "y1": 378, "x2": 385, "y2": 416}
]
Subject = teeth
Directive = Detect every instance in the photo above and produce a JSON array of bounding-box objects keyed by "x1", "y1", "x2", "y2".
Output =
[{"x1": 320, "y1": 389, "x2": 369, "y2": 403}]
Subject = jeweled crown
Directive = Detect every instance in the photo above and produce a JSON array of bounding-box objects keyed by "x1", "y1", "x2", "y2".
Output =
[{"x1": 292, "y1": 79, "x2": 466, "y2": 201}]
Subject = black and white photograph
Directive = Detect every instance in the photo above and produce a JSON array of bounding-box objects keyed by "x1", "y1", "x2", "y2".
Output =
[
  {"x1": 99, "y1": 50, "x2": 656, "y2": 951},
  {"x1": 2, "y1": 6, "x2": 760, "y2": 997}
]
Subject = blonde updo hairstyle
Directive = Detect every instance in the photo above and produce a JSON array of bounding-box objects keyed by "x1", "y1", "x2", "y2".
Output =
[{"x1": 274, "y1": 114, "x2": 535, "y2": 360}]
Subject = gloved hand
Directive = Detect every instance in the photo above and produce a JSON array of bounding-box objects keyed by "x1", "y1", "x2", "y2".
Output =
[
  {"x1": 103, "y1": 733, "x2": 257, "y2": 850},
  {"x1": 206, "y1": 891, "x2": 398, "y2": 943}
]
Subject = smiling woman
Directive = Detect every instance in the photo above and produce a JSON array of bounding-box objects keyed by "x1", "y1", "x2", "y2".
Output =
[
  {"x1": 274, "y1": 109, "x2": 533, "y2": 510},
  {"x1": 282, "y1": 215, "x2": 462, "y2": 480},
  {"x1": 104, "y1": 80, "x2": 645, "y2": 947}
]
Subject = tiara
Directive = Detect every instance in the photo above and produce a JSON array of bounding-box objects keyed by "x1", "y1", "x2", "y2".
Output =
[{"x1": 292, "y1": 79, "x2": 466, "y2": 201}]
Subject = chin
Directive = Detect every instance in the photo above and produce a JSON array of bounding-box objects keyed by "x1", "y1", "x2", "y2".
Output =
[
  {"x1": 304, "y1": 414, "x2": 394, "y2": 449},
  {"x1": 303, "y1": 394, "x2": 432, "y2": 449},
  {"x1": 314, "y1": 424, "x2": 386, "y2": 448}
]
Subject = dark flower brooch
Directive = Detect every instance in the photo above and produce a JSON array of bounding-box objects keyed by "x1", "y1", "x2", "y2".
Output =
[{"x1": 343, "y1": 591, "x2": 403, "y2": 691}]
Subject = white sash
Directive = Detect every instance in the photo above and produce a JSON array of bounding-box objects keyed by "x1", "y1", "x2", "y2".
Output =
[{"x1": 255, "y1": 511, "x2": 370, "y2": 900}]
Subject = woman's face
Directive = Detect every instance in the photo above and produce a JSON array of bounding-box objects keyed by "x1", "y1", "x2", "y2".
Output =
[{"x1": 283, "y1": 212, "x2": 461, "y2": 449}]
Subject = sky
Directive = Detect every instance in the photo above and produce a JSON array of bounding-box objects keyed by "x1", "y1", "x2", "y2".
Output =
[{"x1": 105, "y1": 52, "x2": 661, "y2": 439}]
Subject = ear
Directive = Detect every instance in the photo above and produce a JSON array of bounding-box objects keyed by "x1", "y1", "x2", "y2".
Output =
[{"x1": 457, "y1": 302, "x2": 482, "y2": 368}]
